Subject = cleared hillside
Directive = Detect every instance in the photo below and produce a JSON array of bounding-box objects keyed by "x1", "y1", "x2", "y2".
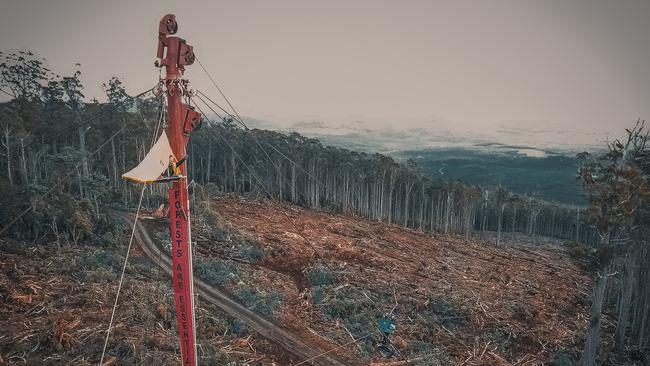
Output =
[
  {"x1": 0, "y1": 239, "x2": 285, "y2": 365},
  {"x1": 185, "y1": 195, "x2": 592, "y2": 365}
]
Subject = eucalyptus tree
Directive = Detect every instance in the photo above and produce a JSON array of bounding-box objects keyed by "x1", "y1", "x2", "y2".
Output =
[
  {"x1": 610, "y1": 124, "x2": 650, "y2": 352},
  {"x1": 101, "y1": 77, "x2": 132, "y2": 188},
  {"x1": 577, "y1": 122, "x2": 649, "y2": 366},
  {"x1": 60, "y1": 68, "x2": 89, "y2": 186},
  {"x1": 0, "y1": 108, "x2": 19, "y2": 186},
  {"x1": 494, "y1": 185, "x2": 508, "y2": 246},
  {"x1": 0, "y1": 51, "x2": 53, "y2": 186},
  {"x1": 508, "y1": 194, "x2": 523, "y2": 236},
  {"x1": 0, "y1": 50, "x2": 51, "y2": 102},
  {"x1": 400, "y1": 159, "x2": 419, "y2": 227}
]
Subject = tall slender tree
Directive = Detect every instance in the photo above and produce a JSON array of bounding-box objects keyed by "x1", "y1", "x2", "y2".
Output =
[{"x1": 577, "y1": 122, "x2": 649, "y2": 366}]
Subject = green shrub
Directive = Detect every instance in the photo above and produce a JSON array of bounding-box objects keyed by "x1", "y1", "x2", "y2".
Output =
[
  {"x1": 155, "y1": 230, "x2": 171, "y2": 243},
  {"x1": 325, "y1": 297, "x2": 358, "y2": 320},
  {"x1": 0, "y1": 186, "x2": 96, "y2": 244},
  {"x1": 426, "y1": 295, "x2": 467, "y2": 328},
  {"x1": 77, "y1": 250, "x2": 121, "y2": 273},
  {"x1": 0, "y1": 240, "x2": 28, "y2": 255},
  {"x1": 235, "y1": 287, "x2": 284, "y2": 316},
  {"x1": 203, "y1": 183, "x2": 222, "y2": 196},
  {"x1": 565, "y1": 240, "x2": 590, "y2": 260},
  {"x1": 308, "y1": 265, "x2": 337, "y2": 286},
  {"x1": 155, "y1": 230, "x2": 171, "y2": 252},
  {"x1": 549, "y1": 351, "x2": 575, "y2": 366},
  {"x1": 238, "y1": 243, "x2": 265, "y2": 262},
  {"x1": 228, "y1": 318, "x2": 248, "y2": 336},
  {"x1": 566, "y1": 240, "x2": 616, "y2": 272},
  {"x1": 92, "y1": 215, "x2": 126, "y2": 246},
  {"x1": 312, "y1": 286, "x2": 326, "y2": 304},
  {"x1": 210, "y1": 226, "x2": 230, "y2": 241},
  {"x1": 194, "y1": 258, "x2": 237, "y2": 285},
  {"x1": 322, "y1": 286, "x2": 382, "y2": 339},
  {"x1": 129, "y1": 256, "x2": 154, "y2": 273}
]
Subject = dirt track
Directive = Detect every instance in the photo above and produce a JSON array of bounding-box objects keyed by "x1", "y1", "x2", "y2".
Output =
[{"x1": 111, "y1": 211, "x2": 348, "y2": 366}]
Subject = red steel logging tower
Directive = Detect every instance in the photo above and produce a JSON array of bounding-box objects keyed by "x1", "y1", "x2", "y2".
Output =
[{"x1": 156, "y1": 14, "x2": 202, "y2": 366}]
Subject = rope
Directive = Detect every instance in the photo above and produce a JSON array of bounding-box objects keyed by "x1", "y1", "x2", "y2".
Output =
[
  {"x1": 150, "y1": 99, "x2": 165, "y2": 149},
  {"x1": 192, "y1": 102, "x2": 274, "y2": 199},
  {"x1": 192, "y1": 99, "x2": 320, "y2": 256},
  {"x1": 196, "y1": 57, "x2": 245, "y2": 127},
  {"x1": 196, "y1": 89, "x2": 337, "y2": 202},
  {"x1": 194, "y1": 60, "x2": 287, "y2": 179},
  {"x1": 195, "y1": 90, "x2": 229, "y2": 120},
  {"x1": 0, "y1": 87, "x2": 14, "y2": 98},
  {"x1": 194, "y1": 58, "x2": 378, "y2": 362},
  {"x1": 99, "y1": 184, "x2": 146, "y2": 365},
  {"x1": 293, "y1": 332, "x2": 375, "y2": 366},
  {"x1": 147, "y1": 97, "x2": 166, "y2": 345},
  {"x1": 195, "y1": 92, "x2": 284, "y2": 176}
]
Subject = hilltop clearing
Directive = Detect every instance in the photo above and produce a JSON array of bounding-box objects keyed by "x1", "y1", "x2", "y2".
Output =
[
  {"x1": 182, "y1": 195, "x2": 592, "y2": 365},
  {"x1": 0, "y1": 196, "x2": 590, "y2": 365},
  {"x1": 0, "y1": 194, "x2": 594, "y2": 366}
]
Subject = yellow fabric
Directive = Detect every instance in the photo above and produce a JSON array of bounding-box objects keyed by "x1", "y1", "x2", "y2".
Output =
[
  {"x1": 171, "y1": 157, "x2": 181, "y2": 176},
  {"x1": 122, "y1": 131, "x2": 175, "y2": 183}
]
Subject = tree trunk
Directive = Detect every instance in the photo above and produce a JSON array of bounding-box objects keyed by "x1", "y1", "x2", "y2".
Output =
[
  {"x1": 206, "y1": 148, "x2": 211, "y2": 183},
  {"x1": 111, "y1": 138, "x2": 118, "y2": 188},
  {"x1": 20, "y1": 137, "x2": 28, "y2": 183},
  {"x1": 481, "y1": 190, "x2": 488, "y2": 235},
  {"x1": 77, "y1": 167, "x2": 84, "y2": 197},
  {"x1": 231, "y1": 153, "x2": 236, "y2": 193},
  {"x1": 580, "y1": 269, "x2": 608, "y2": 366},
  {"x1": 430, "y1": 192, "x2": 436, "y2": 233},
  {"x1": 497, "y1": 204, "x2": 504, "y2": 247},
  {"x1": 615, "y1": 253, "x2": 637, "y2": 351},
  {"x1": 78, "y1": 123, "x2": 89, "y2": 177},
  {"x1": 512, "y1": 205, "x2": 518, "y2": 236},
  {"x1": 93, "y1": 193, "x2": 100, "y2": 218},
  {"x1": 403, "y1": 182, "x2": 414, "y2": 227},
  {"x1": 418, "y1": 188, "x2": 425, "y2": 230},
  {"x1": 121, "y1": 131, "x2": 127, "y2": 203},
  {"x1": 576, "y1": 210, "x2": 580, "y2": 243},
  {"x1": 4, "y1": 125, "x2": 12, "y2": 186},
  {"x1": 291, "y1": 162, "x2": 296, "y2": 202},
  {"x1": 388, "y1": 171, "x2": 396, "y2": 225},
  {"x1": 444, "y1": 191, "x2": 452, "y2": 235}
]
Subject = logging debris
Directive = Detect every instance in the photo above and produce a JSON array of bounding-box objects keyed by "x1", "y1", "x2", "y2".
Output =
[{"x1": 188, "y1": 195, "x2": 593, "y2": 365}]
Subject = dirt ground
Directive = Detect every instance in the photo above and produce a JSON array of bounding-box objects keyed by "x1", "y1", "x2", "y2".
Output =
[
  {"x1": 0, "y1": 237, "x2": 286, "y2": 365},
  {"x1": 190, "y1": 195, "x2": 593, "y2": 365}
]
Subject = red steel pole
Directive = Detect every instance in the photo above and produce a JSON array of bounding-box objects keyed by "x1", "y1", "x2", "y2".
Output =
[{"x1": 156, "y1": 14, "x2": 200, "y2": 366}]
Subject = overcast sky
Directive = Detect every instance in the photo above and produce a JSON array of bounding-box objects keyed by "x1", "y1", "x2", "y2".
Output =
[{"x1": 1, "y1": 0, "x2": 648, "y2": 142}]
